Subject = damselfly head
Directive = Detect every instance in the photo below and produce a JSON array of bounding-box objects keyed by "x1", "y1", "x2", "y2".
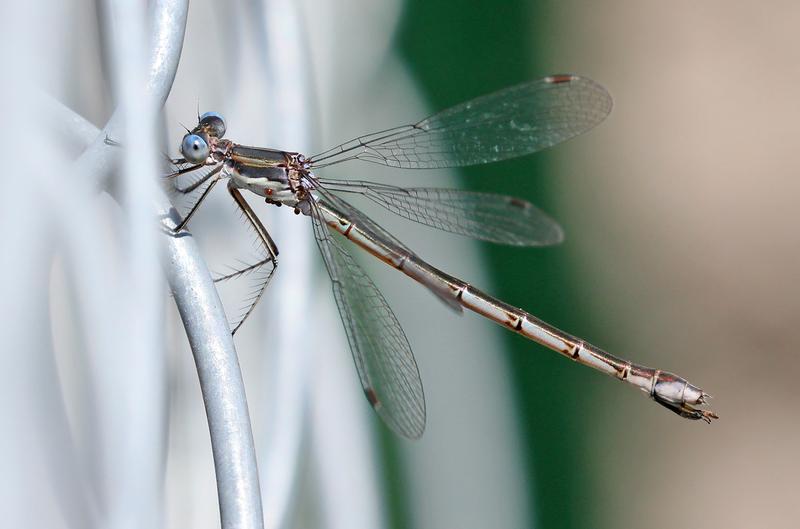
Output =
[{"x1": 181, "y1": 112, "x2": 226, "y2": 164}]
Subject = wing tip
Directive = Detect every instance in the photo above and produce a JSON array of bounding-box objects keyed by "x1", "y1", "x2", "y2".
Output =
[
  {"x1": 365, "y1": 387, "x2": 427, "y2": 440},
  {"x1": 395, "y1": 418, "x2": 426, "y2": 440},
  {"x1": 545, "y1": 73, "x2": 614, "y2": 117}
]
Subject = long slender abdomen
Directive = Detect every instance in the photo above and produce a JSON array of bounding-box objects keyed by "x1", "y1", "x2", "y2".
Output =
[{"x1": 318, "y1": 201, "x2": 716, "y2": 422}]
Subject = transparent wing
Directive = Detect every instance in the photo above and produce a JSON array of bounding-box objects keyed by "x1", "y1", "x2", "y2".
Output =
[
  {"x1": 319, "y1": 178, "x2": 564, "y2": 246},
  {"x1": 308, "y1": 75, "x2": 611, "y2": 169},
  {"x1": 310, "y1": 181, "x2": 462, "y2": 313},
  {"x1": 307, "y1": 197, "x2": 426, "y2": 438}
]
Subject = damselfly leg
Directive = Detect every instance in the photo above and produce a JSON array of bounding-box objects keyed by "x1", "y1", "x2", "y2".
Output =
[{"x1": 221, "y1": 182, "x2": 279, "y2": 334}]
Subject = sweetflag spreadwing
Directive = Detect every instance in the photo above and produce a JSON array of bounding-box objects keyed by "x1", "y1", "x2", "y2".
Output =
[{"x1": 168, "y1": 74, "x2": 717, "y2": 438}]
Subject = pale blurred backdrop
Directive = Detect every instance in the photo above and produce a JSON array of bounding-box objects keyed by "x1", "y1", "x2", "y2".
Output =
[
  {"x1": 542, "y1": 3, "x2": 799, "y2": 528},
  {"x1": 2, "y1": 1, "x2": 798, "y2": 529}
]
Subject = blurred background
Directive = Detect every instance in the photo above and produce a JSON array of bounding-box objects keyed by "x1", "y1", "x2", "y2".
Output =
[{"x1": 3, "y1": 0, "x2": 799, "y2": 528}]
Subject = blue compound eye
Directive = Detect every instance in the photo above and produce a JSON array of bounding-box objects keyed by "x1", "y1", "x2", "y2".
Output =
[
  {"x1": 181, "y1": 134, "x2": 210, "y2": 164},
  {"x1": 199, "y1": 111, "x2": 226, "y2": 138}
]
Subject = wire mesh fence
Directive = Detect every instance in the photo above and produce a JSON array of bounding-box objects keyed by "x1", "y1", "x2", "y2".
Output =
[{"x1": 1, "y1": 1, "x2": 526, "y2": 529}]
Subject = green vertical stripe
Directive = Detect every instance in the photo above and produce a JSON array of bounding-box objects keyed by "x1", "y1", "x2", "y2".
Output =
[{"x1": 397, "y1": 1, "x2": 598, "y2": 528}]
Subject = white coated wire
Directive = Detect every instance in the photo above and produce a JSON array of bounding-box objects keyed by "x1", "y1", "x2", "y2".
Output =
[{"x1": 1, "y1": 1, "x2": 528, "y2": 529}]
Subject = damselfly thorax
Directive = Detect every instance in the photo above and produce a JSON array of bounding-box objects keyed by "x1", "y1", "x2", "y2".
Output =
[
  {"x1": 168, "y1": 76, "x2": 717, "y2": 439},
  {"x1": 188, "y1": 120, "x2": 312, "y2": 210}
]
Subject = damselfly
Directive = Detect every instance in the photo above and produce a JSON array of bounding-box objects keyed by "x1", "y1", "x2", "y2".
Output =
[{"x1": 168, "y1": 74, "x2": 717, "y2": 438}]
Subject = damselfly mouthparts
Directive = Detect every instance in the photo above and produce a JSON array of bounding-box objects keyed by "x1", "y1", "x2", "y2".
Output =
[{"x1": 168, "y1": 75, "x2": 717, "y2": 438}]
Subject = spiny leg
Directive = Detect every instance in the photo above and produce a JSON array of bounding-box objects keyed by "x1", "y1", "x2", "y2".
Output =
[
  {"x1": 220, "y1": 181, "x2": 279, "y2": 334},
  {"x1": 172, "y1": 165, "x2": 223, "y2": 232},
  {"x1": 171, "y1": 165, "x2": 220, "y2": 194}
]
